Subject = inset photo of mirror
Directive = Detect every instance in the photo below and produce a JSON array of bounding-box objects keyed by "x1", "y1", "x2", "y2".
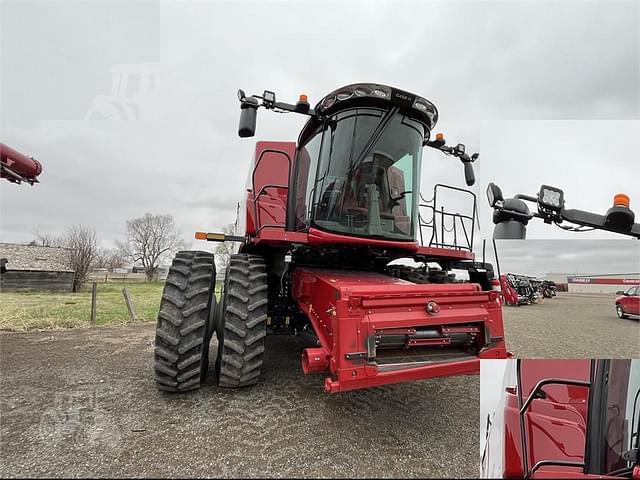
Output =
[
  {"x1": 485, "y1": 239, "x2": 639, "y2": 359},
  {"x1": 480, "y1": 359, "x2": 640, "y2": 479},
  {"x1": 478, "y1": 120, "x2": 640, "y2": 241}
]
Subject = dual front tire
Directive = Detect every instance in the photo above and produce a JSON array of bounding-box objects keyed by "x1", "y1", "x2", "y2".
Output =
[{"x1": 154, "y1": 251, "x2": 267, "y2": 392}]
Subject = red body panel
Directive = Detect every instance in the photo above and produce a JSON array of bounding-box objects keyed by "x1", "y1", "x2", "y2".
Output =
[
  {"x1": 0, "y1": 143, "x2": 42, "y2": 182},
  {"x1": 292, "y1": 268, "x2": 506, "y2": 392}
]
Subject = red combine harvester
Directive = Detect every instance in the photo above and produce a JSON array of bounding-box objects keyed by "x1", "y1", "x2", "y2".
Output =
[
  {"x1": 0, "y1": 143, "x2": 42, "y2": 185},
  {"x1": 482, "y1": 359, "x2": 640, "y2": 479},
  {"x1": 154, "y1": 83, "x2": 508, "y2": 394}
]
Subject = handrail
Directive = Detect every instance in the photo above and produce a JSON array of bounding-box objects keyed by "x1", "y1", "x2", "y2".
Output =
[{"x1": 418, "y1": 183, "x2": 477, "y2": 251}]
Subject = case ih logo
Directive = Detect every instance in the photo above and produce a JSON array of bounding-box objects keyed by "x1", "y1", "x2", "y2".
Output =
[
  {"x1": 569, "y1": 277, "x2": 591, "y2": 283},
  {"x1": 393, "y1": 91, "x2": 411, "y2": 101},
  {"x1": 391, "y1": 89, "x2": 415, "y2": 107},
  {"x1": 568, "y1": 277, "x2": 640, "y2": 285}
]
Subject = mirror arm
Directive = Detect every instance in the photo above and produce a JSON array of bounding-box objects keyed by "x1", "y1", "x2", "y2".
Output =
[
  {"x1": 560, "y1": 208, "x2": 640, "y2": 238},
  {"x1": 514, "y1": 193, "x2": 538, "y2": 203}
]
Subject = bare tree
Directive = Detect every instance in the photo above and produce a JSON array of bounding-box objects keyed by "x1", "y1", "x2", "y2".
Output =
[
  {"x1": 119, "y1": 213, "x2": 184, "y2": 281},
  {"x1": 66, "y1": 225, "x2": 98, "y2": 292},
  {"x1": 94, "y1": 247, "x2": 127, "y2": 272},
  {"x1": 32, "y1": 225, "x2": 64, "y2": 247},
  {"x1": 31, "y1": 225, "x2": 97, "y2": 291},
  {"x1": 215, "y1": 223, "x2": 239, "y2": 273}
]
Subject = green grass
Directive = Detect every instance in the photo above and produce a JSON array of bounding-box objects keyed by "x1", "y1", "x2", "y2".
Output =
[
  {"x1": 1, "y1": 280, "x2": 224, "y2": 331},
  {"x1": 0, "y1": 282, "x2": 165, "y2": 331}
]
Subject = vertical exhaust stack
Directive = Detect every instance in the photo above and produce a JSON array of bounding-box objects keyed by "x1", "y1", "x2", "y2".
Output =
[{"x1": 0, "y1": 143, "x2": 43, "y2": 185}]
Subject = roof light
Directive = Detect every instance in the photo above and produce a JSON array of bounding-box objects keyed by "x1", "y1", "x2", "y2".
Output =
[
  {"x1": 538, "y1": 185, "x2": 564, "y2": 211},
  {"x1": 613, "y1": 193, "x2": 630, "y2": 208},
  {"x1": 299, "y1": 94, "x2": 308, "y2": 103},
  {"x1": 435, "y1": 132, "x2": 445, "y2": 141},
  {"x1": 195, "y1": 231, "x2": 207, "y2": 240}
]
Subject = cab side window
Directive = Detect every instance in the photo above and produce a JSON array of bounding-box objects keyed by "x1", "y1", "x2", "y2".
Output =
[{"x1": 293, "y1": 130, "x2": 323, "y2": 231}]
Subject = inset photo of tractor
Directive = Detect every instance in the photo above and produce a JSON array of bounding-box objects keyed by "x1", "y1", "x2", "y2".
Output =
[
  {"x1": 488, "y1": 239, "x2": 639, "y2": 358},
  {"x1": 480, "y1": 359, "x2": 640, "y2": 479}
]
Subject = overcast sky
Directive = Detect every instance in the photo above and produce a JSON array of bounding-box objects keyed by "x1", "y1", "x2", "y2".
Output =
[
  {"x1": 1, "y1": 0, "x2": 639, "y2": 249},
  {"x1": 485, "y1": 239, "x2": 640, "y2": 277}
]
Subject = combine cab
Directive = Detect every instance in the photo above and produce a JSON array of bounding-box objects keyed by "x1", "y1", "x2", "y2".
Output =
[{"x1": 153, "y1": 83, "x2": 508, "y2": 393}]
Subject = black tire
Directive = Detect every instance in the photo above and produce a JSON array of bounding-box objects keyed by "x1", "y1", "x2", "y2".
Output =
[
  {"x1": 215, "y1": 253, "x2": 268, "y2": 388},
  {"x1": 154, "y1": 250, "x2": 216, "y2": 392},
  {"x1": 616, "y1": 304, "x2": 628, "y2": 319}
]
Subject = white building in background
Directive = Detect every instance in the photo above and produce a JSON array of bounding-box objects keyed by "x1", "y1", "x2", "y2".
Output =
[{"x1": 544, "y1": 272, "x2": 640, "y2": 294}]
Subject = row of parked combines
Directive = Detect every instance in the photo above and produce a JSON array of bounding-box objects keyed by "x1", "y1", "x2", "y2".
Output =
[{"x1": 499, "y1": 273, "x2": 557, "y2": 306}]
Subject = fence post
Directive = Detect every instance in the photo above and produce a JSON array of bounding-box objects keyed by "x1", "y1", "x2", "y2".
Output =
[
  {"x1": 122, "y1": 288, "x2": 137, "y2": 322},
  {"x1": 90, "y1": 281, "x2": 97, "y2": 325}
]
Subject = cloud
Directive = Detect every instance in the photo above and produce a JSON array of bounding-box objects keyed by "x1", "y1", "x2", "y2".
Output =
[
  {"x1": 1, "y1": 0, "x2": 638, "y2": 247},
  {"x1": 487, "y1": 239, "x2": 640, "y2": 277}
]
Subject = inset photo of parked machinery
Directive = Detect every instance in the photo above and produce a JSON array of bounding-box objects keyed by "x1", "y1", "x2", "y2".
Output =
[
  {"x1": 480, "y1": 359, "x2": 640, "y2": 479},
  {"x1": 486, "y1": 239, "x2": 639, "y2": 359}
]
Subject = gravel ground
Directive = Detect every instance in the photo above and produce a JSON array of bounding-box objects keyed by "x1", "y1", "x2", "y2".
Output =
[
  {"x1": 503, "y1": 292, "x2": 639, "y2": 358},
  {"x1": 0, "y1": 324, "x2": 479, "y2": 478}
]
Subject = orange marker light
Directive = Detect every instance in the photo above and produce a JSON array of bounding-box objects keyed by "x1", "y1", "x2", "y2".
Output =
[
  {"x1": 195, "y1": 231, "x2": 207, "y2": 240},
  {"x1": 613, "y1": 193, "x2": 630, "y2": 208},
  {"x1": 299, "y1": 94, "x2": 308, "y2": 103},
  {"x1": 435, "y1": 132, "x2": 445, "y2": 141}
]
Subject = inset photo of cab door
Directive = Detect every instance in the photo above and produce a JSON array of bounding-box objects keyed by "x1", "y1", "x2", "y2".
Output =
[{"x1": 480, "y1": 359, "x2": 640, "y2": 479}]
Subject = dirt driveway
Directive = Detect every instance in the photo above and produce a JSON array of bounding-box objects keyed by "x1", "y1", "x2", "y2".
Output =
[{"x1": 0, "y1": 324, "x2": 479, "y2": 478}]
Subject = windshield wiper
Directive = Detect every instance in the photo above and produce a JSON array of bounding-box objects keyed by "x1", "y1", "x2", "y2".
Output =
[{"x1": 348, "y1": 106, "x2": 399, "y2": 174}]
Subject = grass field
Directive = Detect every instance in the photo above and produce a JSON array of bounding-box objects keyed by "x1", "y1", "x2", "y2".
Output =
[
  {"x1": 0, "y1": 282, "x2": 165, "y2": 331},
  {"x1": 0, "y1": 281, "x2": 225, "y2": 331}
]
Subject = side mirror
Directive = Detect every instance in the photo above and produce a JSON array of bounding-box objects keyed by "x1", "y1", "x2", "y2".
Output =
[
  {"x1": 487, "y1": 182, "x2": 504, "y2": 207},
  {"x1": 238, "y1": 96, "x2": 259, "y2": 138},
  {"x1": 464, "y1": 161, "x2": 475, "y2": 186}
]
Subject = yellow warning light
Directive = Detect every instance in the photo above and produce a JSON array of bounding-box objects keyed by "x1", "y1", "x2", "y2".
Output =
[
  {"x1": 435, "y1": 132, "x2": 445, "y2": 141},
  {"x1": 614, "y1": 193, "x2": 630, "y2": 208},
  {"x1": 206, "y1": 232, "x2": 226, "y2": 241},
  {"x1": 299, "y1": 94, "x2": 308, "y2": 103},
  {"x1": 195, "y1": 232, "x2": 207, "y2": 240}
]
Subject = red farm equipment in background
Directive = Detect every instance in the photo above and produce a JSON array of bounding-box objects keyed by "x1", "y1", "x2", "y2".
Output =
[
  {"x1": 0, "y1": 143, "x2": 42, "y2": 185},
  {"x1": 153, "y1": 83, "x2": 509, "y2": 394},
  {"x1": 482, "y1": 359, "x2": 640, "y2": 479}
]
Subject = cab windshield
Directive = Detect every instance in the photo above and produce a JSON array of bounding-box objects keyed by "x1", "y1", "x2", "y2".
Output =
[{"x1": 293, "y1": 107, "x2": 425, "y2": 241}]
